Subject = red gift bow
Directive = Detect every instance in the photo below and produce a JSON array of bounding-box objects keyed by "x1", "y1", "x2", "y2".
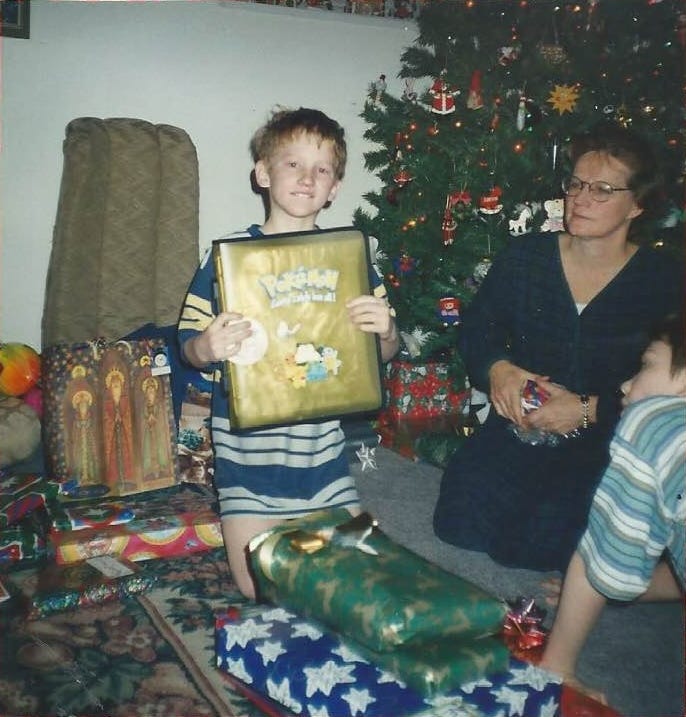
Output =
[{"x1": 502, "y1": 596, "x2": 548, "y2": 660}]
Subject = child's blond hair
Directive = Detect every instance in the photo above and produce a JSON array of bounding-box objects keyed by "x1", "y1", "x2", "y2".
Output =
[{"x1": 250, "y1": 107, "x2": 347, "y2": 180}]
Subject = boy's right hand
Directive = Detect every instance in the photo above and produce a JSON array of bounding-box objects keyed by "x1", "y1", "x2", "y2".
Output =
[{"x1": 190, "y1": 311, "x2": 253, "y2": 365}]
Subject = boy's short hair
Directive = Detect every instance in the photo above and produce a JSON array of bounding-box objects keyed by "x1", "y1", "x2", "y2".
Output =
[
  {"x1": 250, "y1": 107, "x2": 347, "y2": 180},
  {"x1": 650, "y1": 312, "x2": 686, "y2": 375}
]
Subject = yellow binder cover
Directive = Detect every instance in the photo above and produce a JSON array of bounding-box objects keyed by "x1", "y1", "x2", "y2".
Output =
[{"x1": 212, "y1": 227, "x2": 383, "y2": 430}]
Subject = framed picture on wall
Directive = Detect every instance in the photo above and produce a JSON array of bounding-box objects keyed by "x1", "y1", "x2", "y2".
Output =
[{"x1": 1, "y1": 0, "x2": 30, "y2": 39}]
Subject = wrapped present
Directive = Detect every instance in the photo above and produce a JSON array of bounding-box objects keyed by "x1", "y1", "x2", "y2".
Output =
[
  {"x1": 10, "y1": 554, "x2": 157, "y2": 619},
  {"x1": 383, "y1": 360, "x2": 468, "y2": 421},
  {"x1": 42, "y1": 337, "x2": 180, "y2": 497},
  {"x1": 49, "y1": 486, "x2": 223, "y2": 564},
  {"x1": 48, "y1": 499, "x2": 136, "y2": 533},
  {"x1": 0, "y1": 472, "x2": 59, "y2": 529},
  {"x1": 248, "y1": 509, "x2": 508, "y2": 654},
  {"x1": 0, "y1": 507, "x2": 51, "y2": 568},
  {"x1": 376, "y1": 412, "x2": 471, "y2": 466},
  {"x1": 177, "y1": 380, "x2": 214, "y2": 486},
  {"x1": 215, "y1": 605, "x2": 562, "y2": 716}
]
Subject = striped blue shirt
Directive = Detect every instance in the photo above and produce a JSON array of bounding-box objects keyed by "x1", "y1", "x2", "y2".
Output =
[
  {"x1": 178, "y1": 225, "x2": 387, "y2": 518},
  {"x1": 578, "y1": 395, "x2": 686, "y2": 601}
]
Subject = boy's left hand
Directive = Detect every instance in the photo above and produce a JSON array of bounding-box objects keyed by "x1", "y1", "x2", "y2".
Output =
[{"x1": 346, "y1": 295, "x2": 394, "y2": 339}]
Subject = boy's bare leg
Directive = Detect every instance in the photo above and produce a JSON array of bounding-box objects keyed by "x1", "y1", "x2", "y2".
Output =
[
  {"x1": 221, "y1": 505, "x2": 361, "y2": 600},
  {"x1": 221, "y1": 515, "x2": 282, "y2": 600}
]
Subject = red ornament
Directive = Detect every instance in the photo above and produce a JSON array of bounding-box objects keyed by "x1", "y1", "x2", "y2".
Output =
[
  {"x1": 0, "y1": 343, "x2": 41, "y2": 397},
  {"x1": 478, "y1": 186, "x2": 503, "y2": 214},
  {"x1": 430, "y1": 74, "x2": 458, "y2": 115},
  {"x1": 438, "y1": 297, "x2": 461, "y2": 326},
  {"x1": 442, "y1": 213, "x2": 457, "y2": 245},
  {"x1": 393, "y1": 168, "x2": 414, "y2": 187},
  {"x1": 448, "y1": 190, "x2": 472, "y2": 209},
  {"x1": 467, "y1": 69, "x2": 484, "y2": 110}
]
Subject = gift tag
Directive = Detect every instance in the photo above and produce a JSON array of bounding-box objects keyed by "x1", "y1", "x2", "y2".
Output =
[{"x1": 86, "y1": 555, "x2": 136, "y2": 578}]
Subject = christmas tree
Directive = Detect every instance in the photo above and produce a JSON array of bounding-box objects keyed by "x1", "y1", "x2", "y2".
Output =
[{"x1": 354, "y1": 0, "x2": 685, "y2": 389}]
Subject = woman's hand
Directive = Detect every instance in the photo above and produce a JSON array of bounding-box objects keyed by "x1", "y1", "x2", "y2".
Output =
[
  {"x1": 183, "y1": 311, "x2": 252, "y2": 367},
  {"x1": 488, "y1": 360, "x2": 542, "y2": 425},
  {"x1": 523, "y1": 380, "x2": 584, "y2": 436}
]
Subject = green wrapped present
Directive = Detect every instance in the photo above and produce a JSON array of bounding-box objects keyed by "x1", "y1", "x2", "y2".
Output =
[
  {"x1": 248, "y1": 509, "x2": 508, "y2": 654},
  {"x1": 358, "y1": 634, "x2": 509, "y2": 697}
]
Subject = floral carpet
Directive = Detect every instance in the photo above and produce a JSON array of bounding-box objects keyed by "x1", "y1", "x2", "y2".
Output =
[{"x1": 0, "y1": 549, "x2": 261, "y2": 717}]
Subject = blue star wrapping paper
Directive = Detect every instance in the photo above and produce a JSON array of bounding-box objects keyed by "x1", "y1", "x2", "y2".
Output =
[{"x1": 215, "y1": 605, "x2": 563, "y2": 717}]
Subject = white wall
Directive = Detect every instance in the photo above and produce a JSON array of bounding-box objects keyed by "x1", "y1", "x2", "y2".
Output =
[{"x1": 0, "y1": 0, "x2": 415, "y2": 348}]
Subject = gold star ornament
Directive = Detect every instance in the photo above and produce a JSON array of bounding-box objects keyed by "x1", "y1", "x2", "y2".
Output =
[{"x1": 547, "y1": 83, "x2": 580, "y2": 114}]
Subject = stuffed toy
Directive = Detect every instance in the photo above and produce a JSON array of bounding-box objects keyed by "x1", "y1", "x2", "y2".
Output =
[
  {"x1": 0, "y1": 396, "x2": 41, "y2": 467},
  {"x1": 541, "y1": 198, "x2": 565, "y2": 233}
]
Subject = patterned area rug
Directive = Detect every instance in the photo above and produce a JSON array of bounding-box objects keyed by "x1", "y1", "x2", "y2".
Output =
[{"x1": 0, "y1": 549, "x2": 261, "y2": 717}]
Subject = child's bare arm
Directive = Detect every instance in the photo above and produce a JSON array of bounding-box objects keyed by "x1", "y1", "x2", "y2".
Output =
[
  {"x1": 346, "y1": 295, "x2": 400, "y2": 361},
  {"x1": 182, "y1": 311, "x2": 252, "y2": 368},
  {"x1": 540, "y1": 552, "x2": 606, "y2": 681}
]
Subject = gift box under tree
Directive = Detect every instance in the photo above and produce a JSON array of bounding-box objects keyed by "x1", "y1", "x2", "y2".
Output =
[
  {"x1": 215, "y1": 604, "x2": 564, "y2": 717},
  {"x1": 48, "y1": 484, "x2": 223, "y2": 564},
  {"x1": 248, "y1": 510, "x2": 507, "y2": 657},
  {"x1": 382, "y1": 360, "x2": 468, "y2": 421}
]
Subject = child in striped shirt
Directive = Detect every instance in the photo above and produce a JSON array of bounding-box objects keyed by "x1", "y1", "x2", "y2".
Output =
[
  {"x1": 178, "y1": 107, "x2": 399, "y2": 599},
  {"x1": 540, "y1": 312, "x2": 685, "y2": 698}
]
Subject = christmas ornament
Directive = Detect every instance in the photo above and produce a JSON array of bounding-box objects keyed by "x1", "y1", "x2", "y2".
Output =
[
  {"x1": 386, "y1": 272, "x2": 400, "y2": 288},
  {"x1": 369, "y1": 73, "x2": 387, "y2": 105},
  {"x1": 472, "y1": 257, "x2": 492, "y2": 285},
  {"x1": 508, "y1": 204, "x2": 533, "y2": 236},
  {"x1": 448, "y1": 189, "x2": 472, "y2": 220},
  {"x1": 394, "y1": 252, "x2": 417, "y2": 276},
  {"x1": 393, "y1": 167, "x2": 414, "y2": 187},
  {"x1": 466, "y1": 69, "x2": 484, "y2": 110},
  {"x1": 385, "y1": 187, "x2": 398, "y2": 205},
  {"x1": 478, "y1": 187, "x2": 503, "y2": 215},
  {"x1": 517, "y1": 97, "x2": 542, "y2": 130},
  {"x1": 516, "y1": 97, "x2": 526, "y2": 131},
  {"x1": 437, "y1": 297, "x2": 461, "y2": 326},
  {"x1": 441, "y1": 209, "x2": 457, "y2": 246},
  {"x1": 540, "y1": 198, "x2": 565, "y2": 233},
  {"x1": 547, "y1": 84, "x2": 580, "y2": 115},
  {"x1": 0, "y1": 343, "x2": 41, "y2": 397},
  {"x1": 537, "y1": 42, "x2": 567, "y2": 65},
  {"x1": 429, "y1": 72, "x2": 459, "y2": 115},
  {"x1": 497, "y1": 45, "x2": 520, "y2": 66},
  {"x1": 402, "y1": 78, "x2": 418, "y2": 103}
]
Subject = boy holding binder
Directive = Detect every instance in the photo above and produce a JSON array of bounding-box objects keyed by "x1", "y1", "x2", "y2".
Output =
[{"x1": 178, "y1": 107, "x2": 399, "y2": 598}]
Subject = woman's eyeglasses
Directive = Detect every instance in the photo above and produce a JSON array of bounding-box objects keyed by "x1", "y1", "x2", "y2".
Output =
[{"x1": 562, "y1": 176, "x2": 631, "y2": 202}]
